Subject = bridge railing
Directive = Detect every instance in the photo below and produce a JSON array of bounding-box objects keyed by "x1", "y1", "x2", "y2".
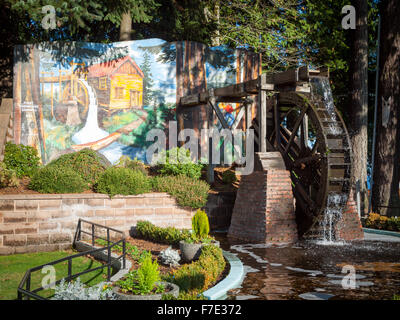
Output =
[{"x1": 17, "y1": 219, "x2": 126, "y2": 300}]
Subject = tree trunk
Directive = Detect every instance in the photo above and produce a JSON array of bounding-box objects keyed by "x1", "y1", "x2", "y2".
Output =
[
  {"x1": 119, "y1": 11, "x2": 132, "y2": 41},
  {"x1": 372, "y1": 0, "x2": 400, "y2": 216},
  {"x1": 176, "y1": 41, "x2": 184, "y2": 147},
  {"x1": 349, "y1": 0, "x2": 369, "y2": 216}
]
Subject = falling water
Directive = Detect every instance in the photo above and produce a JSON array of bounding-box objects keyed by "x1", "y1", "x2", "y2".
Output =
[
  {"x1": 317, "y1": 193, "x2": 348, "y2": 245},
  {"x1": 72, "y1": 79, "x2": 109, "y2": 145},
  {"x1": 310, "y1": 77, "x2": 348, "y2": 244},
  {"x1": 310, "y1": 77, "x2": 343, "y2": 136}
]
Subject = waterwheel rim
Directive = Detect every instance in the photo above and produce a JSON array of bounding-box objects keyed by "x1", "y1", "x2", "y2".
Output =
[{"x1": 270, "y1": 88, "x2": 352, "y2": 237}]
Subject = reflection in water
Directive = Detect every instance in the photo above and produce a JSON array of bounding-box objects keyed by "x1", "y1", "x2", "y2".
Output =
[{"x1": 216, "y1": 234, "x2": 400, "y2": 300}]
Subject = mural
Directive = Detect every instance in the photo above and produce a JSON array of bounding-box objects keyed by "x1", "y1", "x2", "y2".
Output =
[{"x1": 13, "y1": 39, "x2": 261, "y2": 164}]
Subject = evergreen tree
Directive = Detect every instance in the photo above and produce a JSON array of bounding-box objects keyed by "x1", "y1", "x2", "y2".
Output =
[{"x1": 140, "y1": 51, "x2": 155, "y2": 106}]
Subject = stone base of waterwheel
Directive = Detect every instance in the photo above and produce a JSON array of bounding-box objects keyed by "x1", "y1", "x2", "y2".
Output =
[{"x1": 228, "y1": 152, "x2": 298, "y2": 244}]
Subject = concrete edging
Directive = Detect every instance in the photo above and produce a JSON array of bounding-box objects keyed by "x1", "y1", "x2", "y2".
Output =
[
  {"x1": 202, "y1": 250, "x2": 244, "y2": 300},
  {"x1": 363, "y1": 227, "x2": 400, "y2": 238}
]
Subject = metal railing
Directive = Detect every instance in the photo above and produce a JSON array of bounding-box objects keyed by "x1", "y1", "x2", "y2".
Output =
[{"x1": 17, "y1": 219, "x2": 126, "y2": 300}]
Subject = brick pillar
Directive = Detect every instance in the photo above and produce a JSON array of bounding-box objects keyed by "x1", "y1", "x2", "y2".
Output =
[
  {"x1": 335, "y1": 193, "x2": 364, "y2": 241},
  {"x1": 228, "y1": 152, "x2": 298, "y2": 243}
]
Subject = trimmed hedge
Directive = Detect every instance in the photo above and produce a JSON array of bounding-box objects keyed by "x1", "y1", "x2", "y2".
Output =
[
  {"x1": 152, "y1": 174, "x2": 209, "y2": 209},
  {"x1": 136, "y1": 221, "x2": 191, "y2": 245},
  {"x1": 47, "y1": 149, "x2": 108, "y2": 185},
  {"x1": 162, "y1": 244, "x2": 226, "y2": 300},
  {"x1": 94, "y1": 167, "x2": 152, "y2": 197},
  {"x1": 29, "y1": 166, "x2": 88, "y2": 194}
]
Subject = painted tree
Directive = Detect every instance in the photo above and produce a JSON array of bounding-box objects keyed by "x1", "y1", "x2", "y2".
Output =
[
  {"x1": 372, "y1": 0, "x2": 400, "y2": 216},
  {"x1": 140, "y1": 51, "x2": 155, "y2": 106}
]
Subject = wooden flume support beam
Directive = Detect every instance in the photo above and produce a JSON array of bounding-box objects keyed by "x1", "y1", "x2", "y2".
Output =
[{"x1": 179, "y1": 66, "x2": 327, "y2": 107}]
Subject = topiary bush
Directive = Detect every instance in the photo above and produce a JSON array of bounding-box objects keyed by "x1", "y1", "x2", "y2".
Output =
[
  {"x1": 154, "y1": 147, "x2": 203, "y2": 179},
  {"x1": 3, "y1": 142, "x2": 40, "y2": 178},
  {"x1": 47, "y1": 148, "x2": 108, "y2": 185},
  {"x1": 94, "y1": 167, "x2": 152, "y2": 197},
  {"x1": 29, "y1": 166, "x2": 87, "y2": 193},
  {"x1": 192, "y1": 210, "x2": 210, "y2": 240},
  {"x1": 152, "y1": 175, "x2": 209, "y2": 209},
  {"x1": 0, "y1": 162, "x2": 19, "y2": 188}
]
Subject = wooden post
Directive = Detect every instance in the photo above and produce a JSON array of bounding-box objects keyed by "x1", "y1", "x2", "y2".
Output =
[
  {"x1": 258, "y1": 75, "x2": 267, "y2": 152},
  {"x1": 273, "y1": 95, "x2": 281, "y2": 151},
  {"x1": 207, "y1": 89, "x2": 216, "y2": 184}
]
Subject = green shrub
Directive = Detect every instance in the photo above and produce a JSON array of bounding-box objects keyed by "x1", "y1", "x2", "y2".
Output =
[
  {"x1": 192, "y1": 210, "x2": 210, "y2": 240},
  {"x1": 152, "y1": 175, "x2": 209, "y2": 209},
  {"x1": 221, "y1": 170, "x2": 237, "y2": 184},
  {"x1": 47, "y1": 148, "x2": 107, "y2": 185},
  {"x1": 0, "y1": 162, "x2": 19, "y2": 188},
  {"x1": 29, "y1": 166, "x2": 87, "y2": 193},
  {"x1": 116, "y1": 255, "x2": 163, "y2": 295},
  {"x1": 136, "y1": 221, "x2": 191, "y2": 245},
  {"x1": 155, "y1": 147, "x2": 203, "y2": 179},
  {"x1": 115, "y1": 156, "x2": 147, "y2": 175},
  {"x1": 163, "y1": 244, "x2": 226, "y2": 300},
  {"x1": 366, "y1": 213, "x2": 400, "y2": 232},
  {"x1": 94, "y1": 167, "x2": 151, "y2": 197},
  {"x1": 4, "y1": 142, "x2": 40, "y2": 178}
]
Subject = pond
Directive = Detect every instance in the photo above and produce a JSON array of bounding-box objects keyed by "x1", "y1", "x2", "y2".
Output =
[{"x1": 215, "y1": 233, "x2": 400, "y2": 300}]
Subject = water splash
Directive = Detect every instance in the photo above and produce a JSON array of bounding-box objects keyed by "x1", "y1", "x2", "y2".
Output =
[
  {"x1": 316, "y1": 193, "x2": 348, "y2": 245},
  {"x1": 72, "y1": 79, "x2": 109, "y2": 145}
]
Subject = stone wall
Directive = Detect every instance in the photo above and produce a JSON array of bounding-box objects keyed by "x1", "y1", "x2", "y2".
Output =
[{"x1": 0, "y1": 193, "x2": 195, "y2": 255}]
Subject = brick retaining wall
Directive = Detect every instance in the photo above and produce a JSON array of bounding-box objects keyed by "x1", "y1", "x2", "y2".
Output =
[{"x1": 0, "y1": 193, "x2": 195, "y2": 255}]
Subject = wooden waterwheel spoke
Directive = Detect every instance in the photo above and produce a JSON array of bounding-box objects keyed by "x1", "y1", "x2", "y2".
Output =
[
  {"x1": 292, "y1": 177, "x2": 316, "y2": 210},
  {"x1": 300, "y1": 114, "x2": 309, "y2": 151},
  {"x1": 291, "y1": 153, "x2": 323, "y2": 168},
  {"x1": 311, "y1": 141, "x2": 319, "y2": 154},
  {"x1": 284, "y1": 105, "x2": 309, "y2": 154}
]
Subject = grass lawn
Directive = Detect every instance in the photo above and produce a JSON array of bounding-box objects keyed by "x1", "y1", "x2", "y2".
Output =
[{"x1": 0, "y1": 249, "x2": 110, "y2": 300}]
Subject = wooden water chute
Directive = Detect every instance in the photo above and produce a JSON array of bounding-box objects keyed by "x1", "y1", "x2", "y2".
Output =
[{"x1": 179, "y1": 66, "x2": 353, "y2": 237}]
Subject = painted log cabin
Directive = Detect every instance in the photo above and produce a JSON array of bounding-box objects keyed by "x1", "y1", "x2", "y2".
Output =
[{"x1": 86, "y1": 55, "x2": 144, "y2": 114}]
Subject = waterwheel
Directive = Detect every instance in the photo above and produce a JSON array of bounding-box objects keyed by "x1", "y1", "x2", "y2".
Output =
[
  {"x1": 61, "y1": 80, "x2": 89, "y2": 121},
  {"x1": 254, "y1": 77, "x2": 353, "y2": 238}
]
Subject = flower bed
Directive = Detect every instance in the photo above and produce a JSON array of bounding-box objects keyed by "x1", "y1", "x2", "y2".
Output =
[{"x1": 364, "y1": 213, "x2": 400, "y2": 232}]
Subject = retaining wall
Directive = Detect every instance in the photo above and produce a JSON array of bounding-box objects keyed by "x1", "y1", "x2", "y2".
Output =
[{"x1": 0, "y1": 192, "x2": 195, "y2": 255}]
